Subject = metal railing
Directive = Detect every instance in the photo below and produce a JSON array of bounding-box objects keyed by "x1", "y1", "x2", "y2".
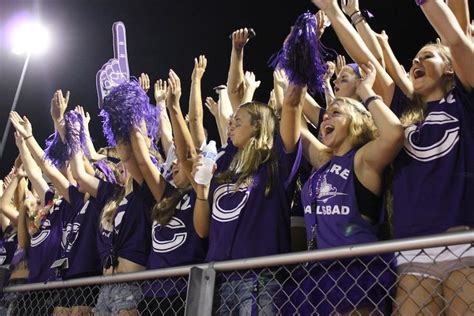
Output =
[{"x1": 0, "y1": 230, "x2": 472, "y2": 315}]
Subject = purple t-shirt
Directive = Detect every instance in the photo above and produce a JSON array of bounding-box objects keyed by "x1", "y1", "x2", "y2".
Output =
[
  {"x1": 205, "y1": 136, "x2": 302, "y2": 262},
  {"x1": 28, "y1": 190, "x2": 63, "y2": 283},
  {"x1": 60, "y1": 185, "x2": 102, "y2": 278},
  {"x1": 301, "y1": 150, "x2": 378, "y2": 249},
  {"x1": 0, "y1": 226, "x2": 17, "y2": 266},
  {"x1": 147, "y1": 182, "x2": 207, "y2": 269},
  {"x1": 95, "y1": 180, "x2": 153, "y2": 268},
  {"x1": 390, "y1": 82, "x2": 474, "y2": 238}
]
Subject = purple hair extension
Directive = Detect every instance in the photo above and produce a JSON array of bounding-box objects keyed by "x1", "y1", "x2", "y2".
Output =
[
  {"x1": 43, "y1": 132, "x2": 69, "y2": 169},
  {"x1": 100, "y1": 80, "x2": 156, "y2": 145},
  {"x1": 269, "y1": 11, "x2": 328, "y2": 94}
]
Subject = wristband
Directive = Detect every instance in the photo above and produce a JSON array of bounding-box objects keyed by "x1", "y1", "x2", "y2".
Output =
[
  {"x1": 415, "y1": 0, "x2": 426, "y2": 5},
  {"x1": 349, "y1": 11, "x2": 360, "y2": 19},
  {"x1": 363, "y1": 95, "x2": 382, "y2": 108},
  {"x1": 23, "y1": 135, "x2": 33, "y2": 140}
]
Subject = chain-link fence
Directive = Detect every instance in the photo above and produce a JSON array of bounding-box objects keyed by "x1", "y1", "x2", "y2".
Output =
[{"x1": 0, "y1": 230, "x2": 473, "y2": 315}]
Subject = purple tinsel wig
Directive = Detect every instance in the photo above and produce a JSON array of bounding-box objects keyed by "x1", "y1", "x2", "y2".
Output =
[
  {"x1": 269, "y1": 11, "x2": 328, "y2": 94},
  {"x1": 93, "y1": 159, "x2": 117, "y2": 184},
  {"x1": 100, "y1": 79, "x2": 161, "y2": 146}
]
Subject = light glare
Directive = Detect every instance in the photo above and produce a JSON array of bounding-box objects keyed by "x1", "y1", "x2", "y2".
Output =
[{"x1": 11, "y1": 22, "x2": 50, "y2": 55}]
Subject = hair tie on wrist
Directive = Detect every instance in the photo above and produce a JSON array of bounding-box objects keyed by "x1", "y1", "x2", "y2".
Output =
[
  {"x1": 349, "y1": 11, "x2": 360, "y2": 19},
  {"x1": 23, "y1": 135, "x2": 33, "y2": 140},
  {"x1": 363, "y1": 95, "x2": 382, "y2": 109},
  {"x1": 196, "y1": 196, "x2": 207, "y2": 201},
  {"x1": 415, "y1": 0, "x2": 426, "y2": 6}
]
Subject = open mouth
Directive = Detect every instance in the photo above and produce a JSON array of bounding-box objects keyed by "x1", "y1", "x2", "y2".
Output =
[
  {"x1": 413, "y1": 68, "x2": 425, "y2": 79},
  {"x1": 324, "y1": 125, "x2": 335, "y2": 137}
]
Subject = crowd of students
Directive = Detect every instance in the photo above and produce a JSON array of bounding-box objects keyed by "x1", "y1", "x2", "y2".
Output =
[{"x1": 0, "y1": 0, "x2": 472, "y2": 315}]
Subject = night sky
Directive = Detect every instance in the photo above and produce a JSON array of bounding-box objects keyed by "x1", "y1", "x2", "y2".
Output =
[{"x1": 1, "y1": 0, "x2": 470, "y2": 175}]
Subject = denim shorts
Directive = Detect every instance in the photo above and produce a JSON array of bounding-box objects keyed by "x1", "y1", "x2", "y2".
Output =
[
  {"x1": 92, "y1": 282, "x2": 143, "y2": 314},
  {"x1": 214, "y1": 274, "x2": 280, "y2": 315}
]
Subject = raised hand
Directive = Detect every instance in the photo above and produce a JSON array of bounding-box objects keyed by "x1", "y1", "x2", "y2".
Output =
[
  {"x1": 356, "y1": 61, "x2": 377, "y2": 99},
  {"x1": 204, "y1": 97, "x2": 218, "y2": 117},
  {"x1": 335, "y1": 54, "x2": 347, "y2": 76},
  {"x1": 311, "y1": 0, "x2": 337, "y2": 11},
  {"x1": 341, "y1": 0, "x2": 359, "y2": 16},
  {"x1": 154, "y1": 79, "x2": 167, "y2": 105},
  {"x1": 231, "y1": 28, "x2": 254, "y2": 51},
  {"x1": 50, "y1": 90, "x2": 70, "y2": 122},
  {"x1": 138, "y1": 73, "x2": 150, "y2": 93},
  {"x1": 315, "y1": 10, "x2": 330, "y2": 38},
  {"x1": 166, "y1": 70, "x2": 182, "y2": 108},
  {"x1": 96, "y1": 21, "x2": 130, "y2": 108},
  {"x1": 75, "y1": 105, "x2": 91, "y2": 126},
  {"x1": 243, "y1": 71, "x2": 261, "y2": 90},
  {"x1": 324, "y1": 61, "x2": 336, "y2": 81},
  {"x1": 273, "y1": 68, "x2": 289, "y2": 90},
  {"x1": 191, "y1": 55, "x2": 207, "y2": 82},
  {"x1": 10, "y1": 112, "x2": 32, "y2": 138}
]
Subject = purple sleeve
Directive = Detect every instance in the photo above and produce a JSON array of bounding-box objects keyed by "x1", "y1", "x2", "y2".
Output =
[
  {"x1": 276, "y1": 135, "x2": 303, "y2": 189},
  {"x1": 44, "y1": 188, "x2": 55, "y2": 205},
  {"x1": 137, "y1": 180, "x2": 158, "y2": 207},
  {"x1": 67, "y1": 185, "x2": 86, "y2": 209},
  {"x1": 453, "y1": 77, "x2": 474, "y2": 109},
  {"x1": 95, "y1": 180, "x2": 118, "y2": 207},
  {"x1": 390, "y1": 85, "x2": 410, "y2": 118}
]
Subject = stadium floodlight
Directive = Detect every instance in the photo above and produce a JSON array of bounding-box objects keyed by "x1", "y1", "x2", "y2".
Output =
[{"x1": 10, "y1": 21, "x2": 50, "y2": 55}]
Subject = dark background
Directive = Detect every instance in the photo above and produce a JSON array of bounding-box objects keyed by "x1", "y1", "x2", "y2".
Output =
[{"x1": 1, "y1": 0, "x2": 470, "y2": 175}]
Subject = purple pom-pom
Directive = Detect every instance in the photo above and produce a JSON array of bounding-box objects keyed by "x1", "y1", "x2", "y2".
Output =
[
  {"x1": 100, "y1": 80, "x2": 159, "y2": 146},
  {"x1": 44, "y1": 132, "x2": 69, "y2": 169},
  {"x1": 93, "y1": 160, "x2": 117, "y2": 184},
  {"x1": 144, "y1": 103, "x2": 161, "y2": 141},
  {"x1": 64, "y1": 111, "x2": 90, "y2": 158},
  {"x1": 269, "y1": 11, "x2": 328, "y2": 93}
]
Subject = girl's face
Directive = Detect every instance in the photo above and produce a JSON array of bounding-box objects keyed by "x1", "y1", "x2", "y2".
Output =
[
  {"x1": 320, "y1": 102, "x2": 352, "y2": 152},
  {"x1": 229, "y1": 108, "x2": 258, "y2": 149},
  {"x1": 171, "y1": 160, "x2": 190, "y2": 189},
  {"x1": 333, "y1": 66, "x2": 359, "y2": 99},
  {"x1": 409, "y1": 46, "x2": 451, "y2": 98}
]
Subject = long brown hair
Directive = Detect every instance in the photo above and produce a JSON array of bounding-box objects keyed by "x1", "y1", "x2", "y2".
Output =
[
  {"x1": 152, "y1": 186, "x2": 191, "y2": 225},
  {"x1": 100, "y1": 176, "x2": 133, "y2": 231}
]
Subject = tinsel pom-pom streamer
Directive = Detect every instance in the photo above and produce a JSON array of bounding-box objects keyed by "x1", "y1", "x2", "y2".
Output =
[
  {"x1": 269, "y1": 11, "x2": 328, "y2": 93},
  {"x1": 93, "y1": 159, "x2": 117, "y2": 184},
  {"x1": 43, "y1": 132, "x2": 69, "y2": 169},
  {"x1": 64, "y1": 111, "x2": 90, "y2": 158},
  {"x1": 100, "y1": 80, "x2": 158, "y2": 145}
]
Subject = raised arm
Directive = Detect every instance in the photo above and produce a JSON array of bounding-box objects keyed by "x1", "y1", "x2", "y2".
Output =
[
  {"x1": 341, "y1": 0, "x2": 385, "y2": 68},
  {"x1": 227, "y1": 28, "x2": 253, "y2": 111},
  {"x1": 130, "y1": 128, "x2": 166, "y2": 202},
  {"x1": 12, "y1": 131, "x2": 50, "y2": 206},
  {"x1": 311, "y1": 0, "x2": 395, "y2": 103},
  {"x1": 323, "y1": 61, "x2": 336, "y2": 106},
  {"x1": 0, "y1": 173, "x2": 20, "y2": 225},
  {"x1": 154, "y1": 79, "x2": 173, "y2": 156},
  {"x1": 189, "y1": 55, "x2": 207, "y2": 149},
  {"x1": 280, "y1": 83, "x2": 306, "y2": 153},
  {"x1": 70, "y1": 150, "x2": 100, "y2": 198},
  {"x1": 10, "y1": 110, "x2": 71, "y2": 202},
  {"x1": 375, "y1": 30, "x2": 414, "y2": 97},
  {"x1": 355, "y1": 62, "x2": 404, "y2": 191},
  {"x1": 446, "y1": 0, "x2": 471, "y2": 36},
  {"x1": 300, "y1": 118, "x2": 331, "y2": 169},
  {"x1": 167, "y1": 70, "x2": 197, "y2": 161},
  {"x1": 204, "y1": 96, "x2": 226, "y2": 146},
  {"x1": 419, "y1": 0, "x2": 474, "y2": 89},
  {"x1": 75, "y1": 105, "x2": 106, "y2": 161},
  {"x1": 241, "y1": 71, "x2": 261, "y2": 104}
]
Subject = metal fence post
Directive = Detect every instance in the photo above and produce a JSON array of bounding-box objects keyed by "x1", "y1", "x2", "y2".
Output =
[{"x1": 185, "y1": 265, "x2": 216, "y2": 316}]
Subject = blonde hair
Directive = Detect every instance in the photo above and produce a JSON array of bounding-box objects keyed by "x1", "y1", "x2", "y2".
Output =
[
  {"x1": 331, "y1": 97, "x2": 378, "y2": 148},
  {"x1": 400, "y1": 43, "x2": 454, "y2": 127},
  {"x1": 216, "y1": 101, "x2": 279, "y2": 196},
  {"x1": 100, "y1": 176, "x2": 133, "y2": 231}
]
